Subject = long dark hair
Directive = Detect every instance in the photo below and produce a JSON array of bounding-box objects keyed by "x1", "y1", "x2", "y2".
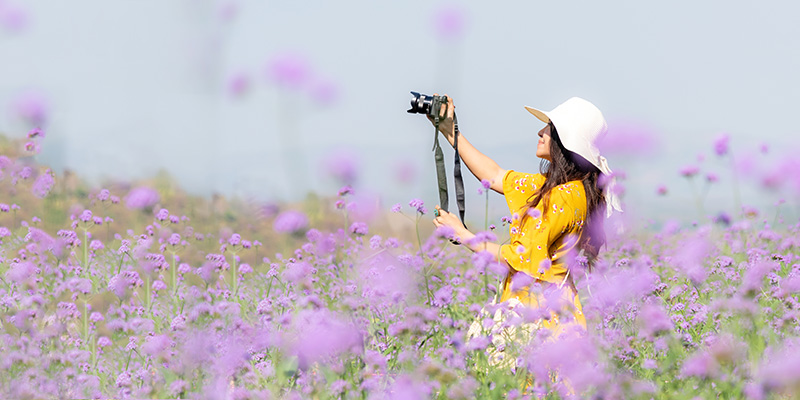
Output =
[{"x1": 524, "y1": 122, "x2": 606, "y2": 263}]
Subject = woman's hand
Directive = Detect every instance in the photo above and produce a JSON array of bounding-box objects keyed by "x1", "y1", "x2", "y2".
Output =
[
  {"x1": 425, "y1": 94, "x2": 456, "y2": 145},
  {"x1": 432, "y1": 205, "x2": 467, "y2": 242}
]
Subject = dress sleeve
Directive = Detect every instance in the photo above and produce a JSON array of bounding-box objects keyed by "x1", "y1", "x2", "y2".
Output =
[{"x1": 499, "y1": 189, "x2": 579, "y2": 280}]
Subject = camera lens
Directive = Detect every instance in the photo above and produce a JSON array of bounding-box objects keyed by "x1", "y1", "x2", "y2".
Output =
[{"x1": 407, "y1": 91, "x2": 434, "y2": 114}]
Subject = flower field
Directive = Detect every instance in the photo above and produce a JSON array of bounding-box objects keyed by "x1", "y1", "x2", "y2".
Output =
[{"x1": 2, "y1": 132, "x2": 800, "y2": 400}]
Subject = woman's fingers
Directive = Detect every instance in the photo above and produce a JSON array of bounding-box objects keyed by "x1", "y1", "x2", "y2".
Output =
[{"x1": 447, "y1": 95, "x2": 454, "y2": 119}]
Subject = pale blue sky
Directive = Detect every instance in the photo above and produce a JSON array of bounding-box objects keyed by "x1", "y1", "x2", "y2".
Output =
[{"x1": 1, "y1": 0, "x2": 798, "y2": 226}]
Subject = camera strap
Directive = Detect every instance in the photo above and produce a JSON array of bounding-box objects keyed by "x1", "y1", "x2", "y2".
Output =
[{"x1": 433, "y1": 113, "x2": 467, "y2": 228}]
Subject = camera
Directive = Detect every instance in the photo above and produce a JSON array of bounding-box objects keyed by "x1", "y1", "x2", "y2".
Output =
[{"x1": 407, "y1": 91, "x2": 448, "y2": 117}]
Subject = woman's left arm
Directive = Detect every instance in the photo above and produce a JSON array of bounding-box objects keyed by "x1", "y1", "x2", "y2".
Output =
[{"x1": 432, "y1": 206, "x2": 511, "y2": 268}]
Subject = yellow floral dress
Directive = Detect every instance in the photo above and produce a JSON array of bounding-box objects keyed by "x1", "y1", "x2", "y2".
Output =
[{"x1": 498, "y1": 170, "x2": 587, "y2": 336}]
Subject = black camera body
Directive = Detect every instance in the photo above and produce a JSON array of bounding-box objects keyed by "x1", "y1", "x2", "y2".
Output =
[{"x1": 407, "y1": 91, "x2": 448, "y2": 118}]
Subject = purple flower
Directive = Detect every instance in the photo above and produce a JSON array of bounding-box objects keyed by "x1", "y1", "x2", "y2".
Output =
[
  {"x1": 116, "y1": 372, "x2": 132, "y2": 388},
  {"x1": 18, "y1": 166, "x2": 32, "y2": 179},
  {"x1": 409, "y1": 198, "x2": 426, "y2": 214},
  {"x1": 238, "y1": 263, "x2": 252, "y2": 274},
  {"x1": 227, "y1": 71, "x2": 250, "y2": 98},
  {"x1": 228, "y1": 233, "x2": 241, "y2": 246},
  {"x1": 31, "y1": 169, "x2": 54, "y2": 198},
  {"x1": 637, "y1": 303, "x2": 673, "y2": 339},
  {"x1": 97, "y1": 189, "x2": 111, "y2": 201},
  {"x1": 433, "y1": 5, "x2": 465, "y2": 40},
  {"x1": 155, "y1": 208, "x2": 169, "y2": 221},
  {"x1": 680, "y1": 351, "x2": 716, "y2": 378},
  {"x1": 481, "y1": 179, "x2": 491, "y2": 190},
  {"x1": 656, "y1": 184, "x2": 668, "y2": 196},
  {"x1": 679, "y1": 165, "x2": 699, "y2": 178},
  {"x1": 168, "y1": 233, "x2": 181, "y2": 246},
  {"x1": 286, "y1": 309, "x2": 363, "y2": 369},
  {"x1": 337, "y1": 185, "x2": 353, "y2": 197},
  {"x1": 391, "y1": 203, "x2": 402, "y2": 213},
  {"x1": 309, "y1": 77, "x2": 339, "y2": 105},
  {"x1": 349, "y1": 222, "x2": 368, "y2": 236},
  {"x1": 740, "y1": 260, "x2": 777, "y2": 295},
  {"x1": 11, "y1": 90, "x2": 48, "y2": 125},
  {"x1": 434, "y1": 225, "x2": 456, "y2": 240},
  {"x1": 6, "y1": 261, "x2": 36, "y2": 284},
  {"x1": 27, "y1": 127, "x2": 45, "y2": 139},
  {"x1": 323, "y1": 149, "x2": 360, "y2": 184},
  {"x1": 757, "y1": 341, "x2": 800, "y2": 393},
  {"x1": 24, "y1": 141, "x2": 40, "y2": 154},
  {"x1": 705, "y1": 172, "x2": 719, "y2": 183},
  {"x1": 141, "y1": 335, "x2": 171, "y2": 358},
  {"x1": 597, "y1": 120, "x2": 659, "y2": 156},
  {"x1": 79, "y1": 210, "x2": 93, "y2": 223},
  {"x1": 89, "y1": 312, "x2": 104, "y2": 323},
  {"x1": 125, "y1": 186, "x2": 160, "y2": 210},
  {"x1": 0, "y1": 2, "x2": 28, "y2": 33},
  {"x1": 713, "y1": 133, "x2": 730, "y2": 156},
  {"x1": 393, "y1": 160, "x2": 417, "y2": 184},
  {"x1": 266, "y1": 52, "x2": 310, "y2": 89},
  {"x1": 97, "y1": 337, "x2": 112, "y2": 348},
  {"x1": 713, "y1": 212, "x2": 731, "y2": 226},
  {"x1": 433, "y1": 285, "x2": 453, "y2": 307},
  {"x1": 273, "y1": 210, "x2": 309, "y2": 234}
]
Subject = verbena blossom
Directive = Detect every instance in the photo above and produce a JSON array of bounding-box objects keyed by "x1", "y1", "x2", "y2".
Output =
[
  {"x1": 433, "y1": 4, "x2": 465, "y2": 40},
  {"x1": 349, "y1": 222, "x2": 368, "y2": 236},
  {"x1": 713, "y1": 133, "x2": 730, "y2": 156},
  {"x1": 31, "y1": 169, "x2": 54, "y2": 198},
  {"x1": 273, "y1": 210, "x2": 309, "y2": 234},
  {"x1": 227, "y1": 72, "x2": 249, "y2": 98},
  {"x1": 409, "y1": 198, "x2": 426, "y2": 214},
  {"x1": 679, "y1": 165, "x2": 699, "y2": 178},
  {"x1": 125, "y1": 186, "x2": 160, "y2": 210},
  {"x1": 266, "y1": 52, "x2": 310, "y2": 89}
]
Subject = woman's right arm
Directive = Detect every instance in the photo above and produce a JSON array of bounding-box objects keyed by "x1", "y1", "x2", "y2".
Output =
[{"x1": 426, "y1": 95, "x2": 507, "y2": 194}]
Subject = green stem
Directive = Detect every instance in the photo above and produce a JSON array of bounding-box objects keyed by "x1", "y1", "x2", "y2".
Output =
[
  {"x1": 265, "y1": 276, "x2": 274, "y2": 299},
  {"x1": 415, "y1": 214, "x2": 423, "y2": 256},
  {"x1": 171, "y1": 252, "x2": 178, "y2": 296},
  {"x1": 82, "y1": 301, "x2": 89, "y2": 348},
  {"x1": 232, "y1": 254, "x2": 238, "y2": 296},
  {"x1": 484, "y1": 191, "x2": 489, "y2": 231},
  {"x1": 145, "y1": 276, "x2": 151, "y2": 312},
  {"x1": 423, "y1": 270, "x2": 433, "y2": 306},
  {"x1": 83, "y1": 229, "x2": 89, "y2": 274}
]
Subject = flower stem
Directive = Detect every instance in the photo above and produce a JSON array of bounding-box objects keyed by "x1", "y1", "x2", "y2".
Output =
[
  {"x1": 484, "y1": 191, "x2": 489, "y2": 231},
  {"x1": 83, "y1": 229, "x2": 89, "y2": 274},
  {"x1": 232, "y1": 255, "x2": 238, "y2": 297},
  {"x1": 145, "y1": 276, "x2": 151, "y2": 312},
  {"x1": 171, "y1": 252, "x2": 178, "y2": 296}
]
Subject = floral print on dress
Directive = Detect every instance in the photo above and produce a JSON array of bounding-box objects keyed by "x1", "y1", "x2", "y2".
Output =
[{"x1": 499, "y1": 169, "x2": 589, "y2": 330}]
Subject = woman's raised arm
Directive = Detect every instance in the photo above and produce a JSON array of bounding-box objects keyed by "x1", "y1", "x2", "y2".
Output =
[{"x1": 426, "y1": 95, "x2": 507, "y2": 194}]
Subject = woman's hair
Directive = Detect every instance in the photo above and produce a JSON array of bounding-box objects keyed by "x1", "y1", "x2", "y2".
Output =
[{"x1": 524, "y1": 122, "x2": 607, "y2": 265}]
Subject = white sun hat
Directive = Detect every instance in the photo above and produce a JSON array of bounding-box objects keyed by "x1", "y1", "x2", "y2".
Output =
[{"x1": 524, "y1": 97, "x2": 623, "y2": 218}]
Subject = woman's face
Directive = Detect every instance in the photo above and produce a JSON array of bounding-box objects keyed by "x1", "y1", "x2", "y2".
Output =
[{"x1": 536, "y1": 124, "x2": 552, "y2": 161}]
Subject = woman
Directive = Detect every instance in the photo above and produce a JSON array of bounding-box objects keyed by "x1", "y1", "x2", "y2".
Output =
[{"x1": 429, "y1": 95, "x2": 622, "y2": 337}]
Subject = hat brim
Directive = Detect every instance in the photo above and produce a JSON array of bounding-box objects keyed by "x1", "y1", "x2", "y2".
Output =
[{"x1": 524, "y1": 106, "x2": 550, "y2": 124}]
